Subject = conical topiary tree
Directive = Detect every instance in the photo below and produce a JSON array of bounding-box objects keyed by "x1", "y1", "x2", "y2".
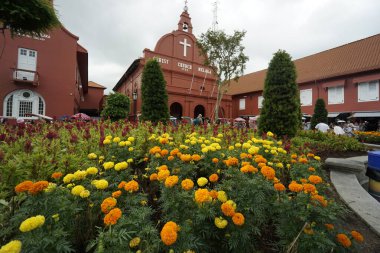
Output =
[
  {"x1": 258, "y1": 50, "x2": 301, "y2": 138},
  {"x1": 310, "y1": 98, "x2": 328, "y2": 129},
  {"x1": 141, "y1": 59, "x2": 170, "y2": 123}
]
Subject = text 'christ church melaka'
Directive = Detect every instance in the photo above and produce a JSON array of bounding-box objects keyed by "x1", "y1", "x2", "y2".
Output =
[{"x1": 113, "y1": 6, "x2": 232, "y2": 120}]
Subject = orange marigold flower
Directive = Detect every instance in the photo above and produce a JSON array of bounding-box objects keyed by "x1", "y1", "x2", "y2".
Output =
[
  {"x1": 164, "y1": 221, "x2": 180, "y2": 232},
  {"x1": 288, "y1": 181, "x2": 303, "y2": 193},
  {"x1": 291, "y1": 154, "x2": 297, "y2": 159},
  {"x1": 181, "y1": 179, "x2": 194, "y2": 191},
  {"x1": 149, "y1": 146, "x2": 161, "y2": 155},
  {"x1": 300, "y1": 178, "x2": 308, "y2": 184},
  {"x1": 324, "y1": 224, "x2": 334, "y2": 230},
  {"x1": 258, "y1": 162, "x2": 266, "y2": 168},
  {"x1": 160, "y1": 149, "x2": 169, "y2": 156},
  {"x1": 160, "y1": 222, "x2": 178, "y2": 246},
  {"x1": 28, "y1": 181, "x2": 49, "y2": 195},
  {"x1": 209, "y1": 174, "x2": 219, "y2": 183},
  {"x1": 254, "y1": 156, "x2": 267, "y2": 164},
  {"x1": 212, "y1": 158, "x2": 219, "y2": 163},
  {"x1": 260, "y1": 166, "x2": 275, "y2": 180},
  {"x1": 180, "y1": 154, "x2": 192, "y2": 162},
  {"x1": 274, "y1": 183, "x2": 286, "y2": 192},
  {"x1": 104, "y1": 208, "x2": 122, "y2": 226},
  {"x1": 112, "y1": 190, "x2": 122, "y2": 198},
  {"x1": 232, "y1": 213, "x2": 245, "y2": 226},
  {"x1": 311, "y1": 194, "x2": 328, "y2": 207},
  {"x1": 225, "y1": 157, "x2": 239, "y2": 166},
  {"x1": 336, "y1": 233, "x2": 351, "y2": 248},
  {"x1": 194, "y1": 189, "x2": 211, "y2": 203},
  {"x1": 308, "y1": 167, "x2": 316, "y2": 172},
  {"x1": 192, "y1": 154, "x2": 201, "y2": 161},
  {"x1": 170, "y1": 148, "x2": 180, "y2": 156},
  {"x1": 101, "y1": 197, "x2": 117, "y2": 214},
  {"x1": 51, "y1": 172, "x2": 63, "y2": 179},
  {"x1": 209, "y1": 190, "x2": 218, "y2": 199},
  {"x1": 118, "y1": 181, "x2": 127, "y2": 189},
  {"x1": 351, "y1": 230, "x2": 364, "y2": 242},
  {"x1": 303, "y1": 183, "x2": 316, "y2": 193},
  {"x1": 157, "y1": 170, "x2": 170, "y2": 181},
  {"x1": 124, "y1": 180, "x2": 139, "y2": 192},
  {"x1": 150, "y1": 173, "x2": 158, "y2": 181},
  {"x1": 165, "y1": 176, "x2": 179, "y2": 188},
  {"x1": 308, "y1": 175, "x2": 323, "y2": 184},
  {"x1": 298, "y1": 157, "x2": 308, "y2": 164},
  {"x1": 15, "y1": 181, "x2": 34, "y2": 193},
  {"x1": 158, "y1": 165, "x2": 168, "y2": 171},
  {"x1": 307, "y1": 153, "x2": 314, "y2": 157},
  {"x1": 168, "y1": 155, "x2": 175, "y2": 161},
  {"x1": 221, "y1": 202, "x2": 236, "y2": 217}
]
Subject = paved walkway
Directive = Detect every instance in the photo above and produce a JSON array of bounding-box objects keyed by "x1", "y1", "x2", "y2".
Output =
[{"x1": 328, "y1": 156, "x2": 380, "y2": 236}]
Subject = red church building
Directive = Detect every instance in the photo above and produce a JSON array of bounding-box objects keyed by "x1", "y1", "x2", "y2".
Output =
[
  {"x1": 228, "y1": 34, "x2": 380, "y2": 125},
  {"x1": 113, "y1": 6, "x2": 232, "y2": 120},
  {"x1": 0, "y1": 25, "x2": 103, "y2": 120}
]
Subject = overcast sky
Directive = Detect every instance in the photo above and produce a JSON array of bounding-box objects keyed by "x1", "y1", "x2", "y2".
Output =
[{"x1": 54, "y1": 0, "x2": 380, "y2": 93}]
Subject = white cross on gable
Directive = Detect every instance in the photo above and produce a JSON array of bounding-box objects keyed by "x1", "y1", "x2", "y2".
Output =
[{"x1": 179, "y1": 38, "x2": 191, "y2": 57}]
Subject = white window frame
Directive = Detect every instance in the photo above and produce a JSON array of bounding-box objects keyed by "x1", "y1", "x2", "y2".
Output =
[
  {"x1": 300, "y1": 89, "x2": 312, "y2": 106},
  {"x1": 16, "y1": 48, "x2": 37, "y2": 81},
  {"x1": 239, "y1": 98, "x2": 246, "y2": 110},
  {"x1": 328, "y1": 86, "x2": 344, "y2": 105},
  {"x1": 258, "y1": 96, "x2": 264, "y2": 108},
  {"x1": 3, "y1": 90, "x2": 46, "y2": 119},
  {"x1": 358, "y1": 81, "x2": 379, "y2": 102}
]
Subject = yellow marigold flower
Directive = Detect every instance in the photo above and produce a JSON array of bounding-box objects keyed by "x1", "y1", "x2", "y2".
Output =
[
  {"x1": 88, "y1": 153, "x2": 97, "y2": 159},
  {"x1": 19, "y1": 215, "x2": 45, "y2": 232},
  {"x1": 71, "y1": 185, "x2": 85, "y2": 196},
  {"x1": 221, "y1": 202, "x2": 236, "y2": 217},
  {"x1": 336, "y1": 233, "x2": 351, "y2": 248},
  {"x1": 92, "y1": 179, "x2": 109, "y2": 190},
  {"x1": 73, "y1": 170, "x2": 87, "y2": 180},
  {"x1": 303, "y1": 226, "x2": 314, "y2": 235},
  {"x1": 165, "y1": 176, "x2": 179, "y2": 188},
  {"x1": 86, "y1": 167, "x2": 98, "y2": 175},
  {"x1": 118, "y1": 141, "x2": 126, "y2": 147},
  {"x1": 288, "y1": 181, "x2": 303, "y2": 193},
  {"x1": 129, "y1": 147, "x2": 134, "y2": 152},
  {"x1": 324, "y1": 223, "x2": 334, "y2": 230},
  {"x1": 101, "y1": 197, "x2": 117, "y2": 213},
  {"x1": 214, "y1": 217, "x2": 228, "y2": 229},
  {"x1": 274, "y1": 183, "x2": 286, "y2": 191},
  {"x1": 51, "y1": 172, "x2": 63, "y2": 179},
  {"x1": 194, "y1": 189, "x2": 211, "y2": 203},
  {"x1": 103, "y1": 139, "x2": 111, "y2": 145},
  {"x1": 314, "y1": 156, "x2": 321, "y2": 161},
  {"x1": 105, "y1": 135, "x2": 112, "y2": 140},
  {"x1": 197, "y1": 177, "x2": 208, "y2": 187},
  {"x1": 128, "y1": 137, "x2": 135, "y2": 142},
  {"x1": 80, "y1": 190, "x2": 90, "y2": 198},
  {"x1": 217, "y1": 191, "x2": 228, "y2": 203},
  {"x1": 104, "y1": 208, "x2": 122, "y2": 226},
  {"x1": 52, "y1": 213, "x2": 59, "y2": 222},
  {"x1": 158, "y1": 170, "x2": 170, "y2": 181},
  {"x1": 124, "y1": 180, "x2": 139, "y2": 192},
  {"x1": 150, "y1": 173, "x2": 158, "y2": 181},
  {"x1": 28, "y1": 181, "x2": 49, "y2": 195},
  {"x1": 232, "y1": 213, "x2": 245, "y2": 226},
  {"x1": 44, "y1": 182, "x2": 57, "y2": 193},
  {"x1": 276, "y1": 163, "x2": 284, "y2": 169},
  {"x1": 103, "y1": 161, "x2": 114, "y2": 170},
  {"x1": 0, "y1": 240, "x2": 22, "y2": 253},
  {"x1": 181, "y1": 179, "x2": 194, "y2": 191},
  {"x1": 266, "y1": 131, "x2": 274, "y2": 137},
  {"x1": 160, "y1": 222, "x2": 178, "y2": 246},
  {"x1": 114, "y1": 161, "x2": 128, "y2": 171},
  {"x1": 308, "y1": 175, "x2": 323, "y2": 184},
  {"x1": 351, "y1": 230, "x2": 364, "y2": 242},
  {"x1": 113, "y1": 137, "x2": 121, "y2": 143},
  {"x1": 209, "y1": 174, "x2": 219, "y2": 183},
  {"x1": 15, "y1": 181, "x2": 34, "y2": 193},
  {"x1": 129, "y1": 237, "x2": 141, "y2": 248},
  {"x1": 260, "y1": 166, "x2": 275, "y2": 180}
]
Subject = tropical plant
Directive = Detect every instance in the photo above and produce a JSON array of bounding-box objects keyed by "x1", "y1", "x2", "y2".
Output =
[{"x1": 258, "y1": 50, "x2": 301, "y2": 138}]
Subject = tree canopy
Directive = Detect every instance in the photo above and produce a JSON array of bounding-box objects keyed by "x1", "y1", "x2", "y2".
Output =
[
  {"x1": 197, "y1": 29, "x2": 248, "y2": 121},
  {"x1": 258, "y1": 50, "x2": 301, "y2": 138},
  {"x1": 0, "y1": 0, "x2": 60, "y2": 36},
  {"x1": 101, "y1": 92, "x2": 130, "y2": 121},
  {"x1": 310, "y1": 98, "x2": 328, "y2": 129}
]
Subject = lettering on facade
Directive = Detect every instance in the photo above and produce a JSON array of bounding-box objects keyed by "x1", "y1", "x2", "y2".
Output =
[
  {"x1": 178, "y1": 62, "x2": 192, "y2": 72},
  {"x1": 17, "y1": 33, "x2": 51, "y2": 41},
  {"x1": 197, "y1": 67, "x2": 211, "y2": 74},
  {"x1": 154, "y1": 57, "x2": 169, "y2": 64}
]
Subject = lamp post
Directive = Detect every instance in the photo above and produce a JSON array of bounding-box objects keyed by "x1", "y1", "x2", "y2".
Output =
[{"x1": 132, "y1": 90, "x2": 137, "y2": 122}]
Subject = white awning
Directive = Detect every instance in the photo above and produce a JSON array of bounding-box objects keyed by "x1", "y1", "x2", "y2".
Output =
[
  {"x1": 350, "y1": 112, "x2": 380, "y2": 118},
  {"x1": 327, "y1": 113, "x2": 340, "y2": 118}
]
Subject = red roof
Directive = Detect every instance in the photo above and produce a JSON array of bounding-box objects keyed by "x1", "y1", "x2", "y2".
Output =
[
  {"x1": 227, "y1": 33, "x2": 380, "y2": 95},
  {"x1": 88, "y1": 81, "x2": 106, "y2": 89}
]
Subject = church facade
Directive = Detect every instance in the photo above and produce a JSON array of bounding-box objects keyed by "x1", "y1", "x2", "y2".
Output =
[{"x1": 113, "y1": 7, "x2": 232, "y2": 120}]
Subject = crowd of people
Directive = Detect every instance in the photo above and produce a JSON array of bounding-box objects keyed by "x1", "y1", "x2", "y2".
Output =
[{"x1": 313, "y1": 120, "x2": 369, "y2": 136}]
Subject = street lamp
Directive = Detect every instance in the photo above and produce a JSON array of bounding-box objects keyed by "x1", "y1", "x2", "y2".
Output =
[{"x1": 132, "y1": 90, "x2": 137, "y2": 122}]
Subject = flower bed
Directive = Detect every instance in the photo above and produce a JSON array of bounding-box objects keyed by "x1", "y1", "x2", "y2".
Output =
[
  {"x1": 0, "y1": 122, "x2": 365, "y2": 252},
  {"x1": 354, "y1": 131, "x2": 380, "y2": 145}
]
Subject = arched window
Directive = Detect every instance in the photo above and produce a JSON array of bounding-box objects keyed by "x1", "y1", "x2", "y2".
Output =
[{"x1": 3, "y1": 90, "x2": 46, "y2": 118}]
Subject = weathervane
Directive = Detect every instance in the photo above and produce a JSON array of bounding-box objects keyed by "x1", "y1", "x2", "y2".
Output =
[{"x1": 184, "y1": 0, "x2": 188, "y2": 12}]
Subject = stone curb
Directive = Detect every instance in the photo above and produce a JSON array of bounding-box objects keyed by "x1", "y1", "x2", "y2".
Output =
[{"x1": 330, "y1": 170, "x2": 380, "y2": 236}]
